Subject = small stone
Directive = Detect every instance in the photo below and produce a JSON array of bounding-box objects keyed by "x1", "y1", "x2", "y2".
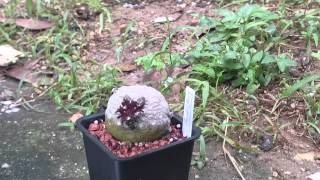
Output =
[
  {"x1": 284, "y1": 171, "x2": 291, "y2": 175},
  {"x1": 307, "y1": 172, "x2": 320, "y2": 180},
  {"x1": 5, "y1": 107, "x2": 20, "y2": 113},
  {"x1": 0, "y1": 100, "x2": 12, "y2": 105},
  {"x1": 290, "y1": 103, "x2": 296, "y2": 109},
  {"x1": 176, "y1": 124, "x2": 181, "y2": 129},
  {"x1": 137, "y1": 29, "x2": 143, "y2": 35},
  {"x1": 94, "y1": 120, "x2": 99, "y2": 125},
  {"x1": 88, "y1": 123, "x2": 99, "y2": 131},
  {"x1": 1, "y1": 163, "x2": 10, "y2": 169},
  {"x1": 177, "y1": 3, "x2": 186, "y2": 8},
  {"x1": 159, "y1": 140, "x2": 167, "y2": 146},
  {"x1": 272, "y1": 171, "x2": 278, "y2": 177},
  {"x1": 88, "y1": 31, "x2": 95, "y2": 38},
  {"x1": 138, "y1": 21, "x2": 145, "y2": 26},
  {"x1": 195, "y1": 174, "x2": 200, "y2": 179},
  {"x1": 259, "y1": 135, "x2": 273, "y2": 151}
]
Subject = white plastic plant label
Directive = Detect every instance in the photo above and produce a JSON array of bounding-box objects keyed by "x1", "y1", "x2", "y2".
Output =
[{"x1": 182, "y1": 86, "x2": 195, "y2": 138}]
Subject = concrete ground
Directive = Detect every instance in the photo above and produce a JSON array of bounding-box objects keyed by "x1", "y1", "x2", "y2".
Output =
[{"x1": 0, "y1": 78, "x2": 89, "y2": 180}]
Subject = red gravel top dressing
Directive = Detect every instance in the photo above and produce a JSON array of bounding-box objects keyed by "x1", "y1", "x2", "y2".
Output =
[{"x1": 88, "y1": 120, "x2": 185, "y2": 158}]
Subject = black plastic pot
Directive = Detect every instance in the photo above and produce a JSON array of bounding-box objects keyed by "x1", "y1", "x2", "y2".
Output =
[{"x1": 76, "y1": 112, "x2": 201, "y2": 180}]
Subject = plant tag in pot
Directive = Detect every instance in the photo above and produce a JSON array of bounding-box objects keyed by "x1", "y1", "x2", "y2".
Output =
[{"x1": 183, "y1": 86, "x2": 195, "y2": 138}]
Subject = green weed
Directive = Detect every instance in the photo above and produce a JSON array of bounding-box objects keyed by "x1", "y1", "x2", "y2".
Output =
[
  {"x1": 191, "y1": 135, "x2": 206, "y2": 169},
  {"x1": 188, "y1": 4, "x2": 297, "y2": 94},
  {"x1": 49, "y1": 64, "x2": 120, "y2": 115},
  {"x1": 295, "y1": 9, "x2": 320, "y2": 54},
  {"x1": 282, "y1": 75, "x2": 320, "y2": 138}
]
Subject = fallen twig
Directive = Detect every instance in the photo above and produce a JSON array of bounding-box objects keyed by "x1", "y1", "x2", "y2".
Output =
[{"x1": 222, "y1": 117, "x2": 246, "y2": 180}]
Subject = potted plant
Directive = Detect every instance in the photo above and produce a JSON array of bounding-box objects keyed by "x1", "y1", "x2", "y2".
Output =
[{"x1": 76, "y1": 85, "x2": 201, "y2": 180}]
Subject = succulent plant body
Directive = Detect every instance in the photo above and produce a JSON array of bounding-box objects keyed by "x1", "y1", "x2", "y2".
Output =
[{"x1": 105, "y1": 85, "x2": 171, "y2": 142}]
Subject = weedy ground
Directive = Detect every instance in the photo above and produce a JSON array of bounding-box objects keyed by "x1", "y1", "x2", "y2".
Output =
[{"x1": 1, "y1": 0, "x2": 320, "y2": 179}]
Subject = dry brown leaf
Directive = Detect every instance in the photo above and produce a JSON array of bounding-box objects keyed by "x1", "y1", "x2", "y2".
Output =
[
  {"x1": 168, "y1": 83, "x2": 181, "y2": 103},
  {"x1": 294, "y1": 152, "x2": 320, "y2": 162},
  {"x1": 116, "y1": 63, "x2": 137, "y2": 72},
  {"x1": 69, "y1": 112, "x2": 84, "y2": 123},
  {"x1": 15, "y1": 18, "x2": 54, "y2": 30},
  {"x1": 6, "y1": 59, "x2": 54, "y2": 86},
  {"x1": 0, "y1": 45, "x2": 23, "y2": 66}
]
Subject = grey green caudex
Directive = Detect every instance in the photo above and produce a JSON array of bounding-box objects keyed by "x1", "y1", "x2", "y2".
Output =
[{"x1": 105, "y1": 85, "x2": 171, "y2": 142}]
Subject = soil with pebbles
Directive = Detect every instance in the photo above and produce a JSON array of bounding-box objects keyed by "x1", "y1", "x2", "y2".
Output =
[{"x1": 88, "y1": 120, "x2": 185, "y2": 158}]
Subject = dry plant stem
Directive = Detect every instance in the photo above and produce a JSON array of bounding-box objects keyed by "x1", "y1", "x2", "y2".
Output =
[
  {"x1": 280, "y1": 43, "x2": 320, "y2": 51},
  {"x1": 222, "y1": 117, "x2": 246, "y2": 180},
  {"x1": 19, "y1": 82, "x2": 59, "y2": 114}
]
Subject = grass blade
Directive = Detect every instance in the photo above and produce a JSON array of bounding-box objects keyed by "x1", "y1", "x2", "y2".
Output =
[{"x1": 281, "y1": 75, "x2": 320, "y2": 98}]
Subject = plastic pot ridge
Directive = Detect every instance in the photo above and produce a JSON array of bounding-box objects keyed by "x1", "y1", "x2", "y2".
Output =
[{"x1": 76, "y1": 112, "x2": 201, "y2": 180}]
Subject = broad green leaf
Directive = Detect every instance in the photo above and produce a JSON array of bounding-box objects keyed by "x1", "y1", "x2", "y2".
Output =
[
  {"x1": 201, "y1": 81, "x2": 210, "y2": 108},
  {"x1": 249, "y1": 36, "x2": 256, "y2": 41},
  {"x1": 232, "y1": 77, "x2": 246, "y2": 87},
  {"x1": 238, "y1": 4, "x2": 256, "y2": 19},
  {"x1": 199, "y1": 16, "x2": 214, "y2": 26},
  {"x1": 218, "y1": 9, "x2": 235, "y2": 22},
  {"x1": 311, "y1": 51, "x2": 320, "y2": 60},
  {"x1": 251, "y1": 8, "x2": 278, "y2": 20},
  {"x1": 193, "y1": 64, "x2": 215, "y2": 78},
  {"x1": 281, "y1": 75, "x2": 320, "y2": 98},
  {"x1": 252, "y1": 51, "x2": 264, "y2": 63},
  {"x1": 247, "y1": 83, "x2": 259, "y2": 94},
  {"x1": 265, "y1": 24, "x2": 277, "y2": 35},
  {"x1": 242, "y1": 54, "x2": 251, "y2": 68},
  {"x1": 224, "y1": 51, "x2": 237, "y2": 60},
  {"x1": 208, "y1": 33, "x2": 226, "y2": 43},
  {"x1": 224, "y1": 22, "x2": 241, "y2": 29},
  {"x1": 276, "y1": 54, "x2": 297, "y2": 72},
  {"x1": 223, "y1": 61, "x2": 242, "y2": 70},
  {"x1": 247, "y1": 69, "x2": 256, "y2": 83},
  {"x1": 261, "y1": 53, "x2": 276, "y2": 64},
  {"x1": 258, "y1": 73, "x2": 272, "y2": 86},
  {"x1": 245, "y1": 21, "x2": 268, "y2": 31}
]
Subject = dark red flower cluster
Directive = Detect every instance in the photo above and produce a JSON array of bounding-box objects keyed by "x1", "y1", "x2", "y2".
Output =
[
  {"x1": 88, "y1": 120, "x2": 185, "y2": 158},
  {"x1": 116, "y1": 96, "x2": 146, "y2": 130}
]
